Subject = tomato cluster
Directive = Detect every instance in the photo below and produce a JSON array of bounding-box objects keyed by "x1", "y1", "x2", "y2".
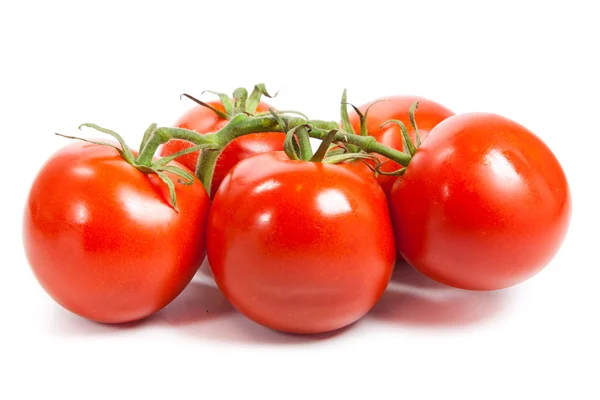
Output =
[{"x1": 23, "y1": 87, "x2": 571, "y2": 334}]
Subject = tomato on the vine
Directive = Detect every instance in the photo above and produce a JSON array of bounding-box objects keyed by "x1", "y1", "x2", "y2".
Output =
[
  {"x1": 207, "y1": 151, "x2": 396, "y2": 333},
  {"x1": 160, "y1": 101, "x2": 286, "y2": 197},
  {"x1": 23, "y1": 142, "x2": 210, "y2": 323},
  {"x1": 389, "y1": 113, "x2": 571, "y2": 290},
  {"x1": 347, "y1": 96, "x2": 454, "y2": 193}
]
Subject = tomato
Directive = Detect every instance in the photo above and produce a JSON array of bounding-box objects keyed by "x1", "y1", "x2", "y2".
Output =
[
  {"x1": 347, "y1": 96, "x2": 454, "y2": 193},
  {"x1": 23, "y1": 142, "x2": 210, "y2": 323},
  {"x1": 389, "y1": 113, "x2": 571, "y2": 290},
  {"x1": 159, "y1": 101, "x2": 286, "y2": 197},
  {"x1": 207, "y1": 152, "x2": 396, "y2": 333}
]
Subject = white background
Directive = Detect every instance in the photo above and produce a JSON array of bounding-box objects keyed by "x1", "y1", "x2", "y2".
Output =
[{"x1": 1, "y1": 1, "x2": 598, "y2": 399}]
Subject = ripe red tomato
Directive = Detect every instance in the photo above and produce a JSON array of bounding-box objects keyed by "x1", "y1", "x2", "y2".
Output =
[
  {"x1": 389, "y1": 113, "x2": 571, "y2": 290},
  {"x1": 207, "y1": 152, "x2": 396, "y2": 333},
  {"x1": 23, "y1": 142, "x2": 210, "y2": 323},
  {"x1": 160, "y1": 101, "x2": 286, "y2": 197},
  {"x1": 347, "y1": 96, "x2": 454, "y2": 193}
]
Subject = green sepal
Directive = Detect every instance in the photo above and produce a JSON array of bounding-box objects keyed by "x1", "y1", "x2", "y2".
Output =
[
  {"x1": 269, "y1": 109, "x2": 298, "y2": 160},
  {"x1": 342, "y1": 99, "x2": 385, "y2": 138},
  {"x1": 54, "y1": 133, "x2": 115, "y2": 150},
  {"x1": 134, "y1": 165, "x2": 155, "y2": 174},
  {"x1": 246, "y1": 83, "x2": 278, "y2": 114},
  {"x1": 283, "y1": 130, "x2": 300, "y2": 160},
  {"x1": 155, "y1": 170, "x2": 180, "y2": 213},
  {"x1": 58, "y1": 123, "x2": 203, "y2": 214},
  {"x1": 310, "y1": 130, "x2": 338, "y2": 163},
  {"x1": 202, "y1": 90, "x2": 234, "y2": 116},
  {"x1": 255, "y1": 110, "x2": 309, "y2": 120},
  {"x1": 409, "y1": 101, "x2": 421, "y2": 147},
  {"x1": 340, "y1": 89, "x2": 356, "y2": 135},
  {"x1": 268, "y1": 108, "x2": 289, "y2": 133},
  {"x1": 323, "y1": 152, "x2": 379, "y2": 164},
  {"x1": 157, "y1": 165, "x2": 195, "y2": 185},
  {"x1": 293, "y1": 125, "x2": 313, "y2": 160},
  {"x1": 78, "y1": 123, "x2": 136, "y2": 163},
  {"x1": 324, "y1": 148, "x2": 346, "y2": 158},
  {"x1": 283, "y1": 124, "x2": 314, "y2": 161},
  {"x1": 139, "y1": 123, "x2": 158, "y2": 155},
  {"x1": 360, "y1": 100, "x2": 385, "y2": 136},
  {"x1": 232, "y1": 88, "x2": 248, "y2": 114},
  {"x1": 152, "y1": 143, "x2": 216, "y2": 167},
  {"x1": 339, "y1": 91, "x2": 379, "y2": 154},
  {"x1": 181, "y1": 93, "x2": 229, "y2": 120},
  {"x1": 375, "y1": 164, "x2": 407, "y2": 176},
  {"x1": 342, "y1": 102, "x2": 366, "y2": 136},
  {"x1": 381, "y1": 119, "x2": 417, "y2": 156}
]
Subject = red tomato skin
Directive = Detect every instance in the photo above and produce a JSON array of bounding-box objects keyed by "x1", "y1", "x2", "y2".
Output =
[
  {"x1": 207, "y1": 152, "x2": 396, "y2": 333},
  {"x1": 390, "y1": 113, "x2": 571, "y2": 290},
  {"x1": 23, "y1": 142, "x2": 210, "y2": 323},
  {"x1": 348, "y1": 96, "x2": 454, "y2": 193},
  {"x1": 160, "y1": 101, "x2": 285, "y2": 197}
]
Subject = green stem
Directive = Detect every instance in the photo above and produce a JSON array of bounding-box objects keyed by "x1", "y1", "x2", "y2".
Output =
[
  {"x1": 310, "y1": 130, "x2": 336, "y2": 162},
  {"x1": 308, "y1": 129, "x2": 412, "y2": 166},
  {"x1": 215, "y1": 115, "x2": 411, "y2": 166},
  {"x1": 136, "y1": 114, "x2": 412, "y2": 196},
  {"x1": 136, "y1": 127, "x2": 216, "y2": 166},
  {"x1": 296, "y1": 126, "x2": 313, "y2": 160},
  {"x1": 195, "y1": 148, "x2": 222, "y2": 194},
  {"x1": 136, "y1": 132, "x2": 165, "y2": 166},
  {"x1": 162, "y1": 127, "x2": 217, "y2": 145}
]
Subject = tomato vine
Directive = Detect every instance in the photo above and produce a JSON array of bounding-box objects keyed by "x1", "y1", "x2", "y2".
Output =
[{"x1": 61, "y1": 84, "x2": 417, "y2": 206}]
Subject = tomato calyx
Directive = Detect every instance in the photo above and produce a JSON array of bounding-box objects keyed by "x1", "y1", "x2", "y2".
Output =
[
  {"x1": 181, "y1": 83, "x2": 279, "y2": 121},
  {"x1": 338, "y1": 90, "x2": 423, "y2": 177},
  {"x1": 180, "y1": 93, "x2": 230, "y2": 120},
  {"x1": 58, "y1": 86, "x2": 415, "y2": 198},
  {"x1": 381, "y1": 120, "x2": 417, "y2": 155},
  {"x1": 56, "y1": 123, "x2": 216, "y2": 211},
  {"x1": 268, "y1": 110, "x2": 312, "y2": 161},
  {"x1": 177, "y1": 107, "x2": 410, "y2": 188},
  {"x1": 182, "y1": 83, "x2": 309, "y2": 127},
  {"x1": 165, "y1": 85, "x2": 413, "y2": 191},
  {"x1": 340, "y1": 89, "x2": 387, "y2": 139},
  {"x1": 268, "y1": 109, "x2": 381, "y2": 166},
  {"x1": 408, "y1": 101, "x2": 422, "y2": 147},
  {"x1": 374, "y1": 107, "x2": 422, "y2": 176}
]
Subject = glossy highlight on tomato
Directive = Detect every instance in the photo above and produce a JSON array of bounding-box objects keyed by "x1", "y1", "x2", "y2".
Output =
[
  {"x1": 207, "y1": 152, "x2": 396, "y2": 333},
  {"x1": 348, "y1": 96, "x2": 454, "y2": 193},
  {"x1": 160, "y1": 101, "x2": 286, "y2": 197},
  {"x1": 390, "y1": 113, "x2": 571, "y2": 290},
  {"x1": 23, "y1": 142, "x2": 210, "y2": 323}
]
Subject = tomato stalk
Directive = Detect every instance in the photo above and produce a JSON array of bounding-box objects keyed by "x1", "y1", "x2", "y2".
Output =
[
  {"x1": 212, "y1": 114, "x2": 413, "y2": 163},
  {"x1": 66, "y1": 117, "x2": 414, "y2": 203},
  {"x1": 201, "y1": 114, "x2": 412, "y2": 185},
  {"x1": 64, "y1": 85, "x2": 416, "y2": 206},
  {"x1": 134, "y1": 112, "x2": 414, "y2": 194},
  {"x1": 338, "y1": 89, "x2": 423, "y2": 177},
  {"x1": 170, "y1": 84, "x2": 414, "y2": 190},
  {"x1": 136, "y1": 126, "x2": 217, "y2": 166},
  {"x1": 195, "y1": 148, "x2": 222, "y2": 192}
]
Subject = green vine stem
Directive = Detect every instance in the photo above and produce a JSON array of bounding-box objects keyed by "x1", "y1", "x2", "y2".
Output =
[
  {"x1": 137, "y1": 114, "x2": 411, "y2": 187},
  {"x1": 136, "y1": 126, "x2": 217, "y2": 166},
  {"x1": 133, "y1": 112, "x2": 413, "y2": 196},
  {"x1": 308, "y1": 128, "x2": 412, "y2": 166},
  {"x1": 63, "y1": 86, "x2": 424, "y2": 211},
  {"x1": 195, "y1": 148, "x2": 222, "y2": 195},
  {"x1": 219, "y1": 114, "x2": 412, "y2": 165},
  {"x1": 65, "y1": 112, "x2": 413, "y2": 210}
]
